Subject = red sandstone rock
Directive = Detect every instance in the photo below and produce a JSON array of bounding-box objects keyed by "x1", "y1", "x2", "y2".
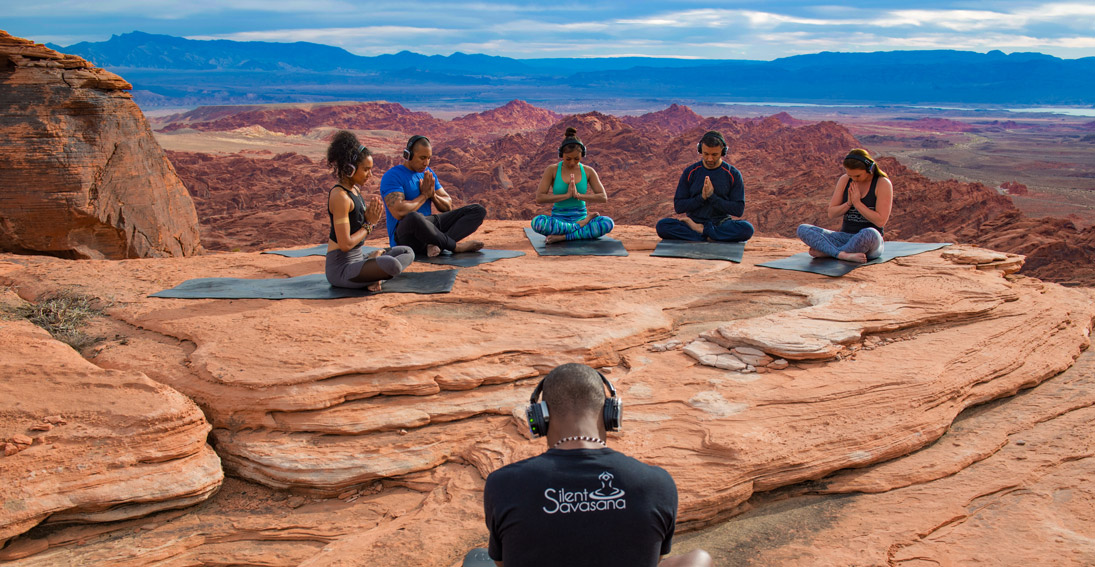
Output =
[
  {"x1": 0, "y1": 222, "x2": 1090, "y2": 564},
  {"x1": 0, "y1": 317, "x2": 222, "y2": 553},
  {"x1": 159, "y1": 101, "x2": 449, "y2": 137},
  {"x1": 451, "y1": 100, "x2": 561, "y2": 134},
  {"x1": 0, "y1": 31, "x2": 202, "y2": 259}
]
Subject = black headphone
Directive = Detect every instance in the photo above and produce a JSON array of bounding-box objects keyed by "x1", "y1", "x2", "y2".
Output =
[
  {"x1": 526, "y1": 371, "x2": 622, "y2": 438},
  {"x1": 403, "y1": 135, "x2": 430, "y2": 160},
  {"x1": 844, "y1": 152, "x2": 876, "y2": 174},
  {"x1": 558, "y1": 139, "x2": 587, "y2": 158},
  {"x1": 697, "y1": 131, "x2": 727, "y2": 156},
  {"x1": 343, "y1": 144, "x2": 367, "y2": 178}
]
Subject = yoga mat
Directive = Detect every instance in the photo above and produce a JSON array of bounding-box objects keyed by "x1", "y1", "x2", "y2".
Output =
[
  {"x1": 523, "y1": 227, "x2": 628, "y2": 257},
  {"x1": 262, "y1": 244, "x2": 522, "y2": 267},
  {"x1": 150, "y1": 270, "x2": 457, "y2": 299},
  {"x1": 261, "y1": 244, "x2": 380, "y2": 258},
  {"x1": 462, "y1": 549, "x2": 493, "y2": 567},
  {"x1": 420, "y1": 248, "x2": 525, "y2": 267},
  {"x1": 651, "y1": 239, "x2": 745, "y2": 263},
  {"x1": 757, "y1": 242, "x2": 952, "y2": 277}
]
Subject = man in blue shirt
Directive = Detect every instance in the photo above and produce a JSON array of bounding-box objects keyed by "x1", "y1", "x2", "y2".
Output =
[
  {"x1": 379, "y1": 135, "x2": 486, "y2": 256},
  {"x1": 656, "y1": 131, "x2": 754, "y2": 242}
]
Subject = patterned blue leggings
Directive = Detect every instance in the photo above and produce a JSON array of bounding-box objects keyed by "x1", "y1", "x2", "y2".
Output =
[
  {"x1": 796, "y1": 224, "x2": 884, "y2": 259},
  {"x1": 531, "y1": 214, "x2": 615, "y2": 241}
]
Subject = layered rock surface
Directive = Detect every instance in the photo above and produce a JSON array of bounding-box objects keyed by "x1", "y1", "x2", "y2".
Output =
[
  {"x1": 0, "y1": 31, "x2": 201, "y2": 259},
  {"x1": 0, "y1": 302, "x2": 222, "y2": 558},
  {"x1": 1, "y1": 221, "x2": 1091, "y2": 564}
]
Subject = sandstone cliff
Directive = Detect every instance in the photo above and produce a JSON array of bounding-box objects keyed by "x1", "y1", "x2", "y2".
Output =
[
  {"x1": 0, "y1": 31, "x2": 201, "y2": 259},
  {"x1": 1, "y1": 222, "x2": 1091, "y2": 564}
]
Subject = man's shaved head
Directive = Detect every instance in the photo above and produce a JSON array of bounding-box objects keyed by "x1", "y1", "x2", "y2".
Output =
[{"x1": 542, "y1": 363, "x2": 605, "y2": 418}]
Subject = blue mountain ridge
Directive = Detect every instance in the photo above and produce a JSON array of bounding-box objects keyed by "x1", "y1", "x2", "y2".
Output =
[{"x1": 52, "y1": 31, "x2": 1095, "y2": 108}]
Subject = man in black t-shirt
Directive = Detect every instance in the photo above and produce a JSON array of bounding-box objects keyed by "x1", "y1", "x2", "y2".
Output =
[{"x1": 482, "y1": 363, "x2": 712, "y2": 567}]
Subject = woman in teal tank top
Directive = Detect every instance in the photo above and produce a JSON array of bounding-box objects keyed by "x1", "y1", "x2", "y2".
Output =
[{"x1": 531, "y1": 127, "x2": 615, "y2": 243}]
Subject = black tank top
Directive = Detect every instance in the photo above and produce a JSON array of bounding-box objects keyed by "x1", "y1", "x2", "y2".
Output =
[
  {"x1": 840, "y1": 173, "x2": 884, "y2": 235},
  {"x1": 328, "y1": 184, "x2": 367, "y2": 243}
]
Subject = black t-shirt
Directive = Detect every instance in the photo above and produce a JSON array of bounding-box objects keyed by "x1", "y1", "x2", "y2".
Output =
[{"x1": 484, "y1": 448, "x2": 677, "y2": 567}]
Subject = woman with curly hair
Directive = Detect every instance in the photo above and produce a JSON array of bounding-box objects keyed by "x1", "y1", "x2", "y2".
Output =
[
  {"x1": 796, "y1": 148, "x2": 893, "y2": 263},
  {"x1": 325, "y1": 130, "x2": 414, "y2": 290}
]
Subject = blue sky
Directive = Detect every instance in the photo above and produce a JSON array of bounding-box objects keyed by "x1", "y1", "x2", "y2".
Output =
[{"x1": 6, "y1": 1, "x2": 1095, "y2": 60}]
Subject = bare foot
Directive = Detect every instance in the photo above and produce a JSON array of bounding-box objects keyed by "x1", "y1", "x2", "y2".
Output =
[
  {"x1": 426, "y1": 244, "x2": 442, "y2": 257},
  {"x1": 808, "y1": 248, "x2": 827, "y2": 258},
  {"x1": 577, "y1": 212, "x2": 599, "y2": 228},
  {"x1": 453, "y1": 240, "x2": 484, "y2": 253},
  {"x1": 682, "y1": 217, "x2": 704, "y2": 235},
  {"x1": 367, "y1": 281, "x2": 383, "y2": 292},
  {"x1": 544, "y1": 235, "x2": 567, "y2": 244},
  {"x1": 837, "y1": 251, "x2": 868, "y2": 263}
]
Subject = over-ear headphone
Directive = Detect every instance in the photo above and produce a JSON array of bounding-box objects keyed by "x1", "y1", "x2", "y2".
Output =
[
  {"x1": 526, "y1": 371, "x2": 622, "y2": 438},
  {"x1": 343, "y1": 144, "x2": 367, "y2": 178},
  {"x1": 558, "y1": 139, "x2": 587, "y2": 158},
  {"x1": 697, "y1": 131, "x2": 727, "y2": 156},
  {"x1": 403, "y1": 135, "x2": 430, "y2": 160},
  {"x1": 844, "y1": 152, "x2": 876, "y2": 174}
]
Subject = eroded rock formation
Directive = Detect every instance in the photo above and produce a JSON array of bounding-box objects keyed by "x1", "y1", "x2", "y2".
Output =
[
  {"x1": 1, "y1": 222, "x2": 1090, "y2": 564},
  {"x1": 0, "y1": 293, "x2": 221, "y2": 559},
  {"x1": 0, "y1": 31, "x2": 201, "y2": 259}
]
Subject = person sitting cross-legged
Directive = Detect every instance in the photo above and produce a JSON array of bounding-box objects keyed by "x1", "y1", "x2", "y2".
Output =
[{"x1": 656, "y1": 130, "x2": 754, "y2": 243}]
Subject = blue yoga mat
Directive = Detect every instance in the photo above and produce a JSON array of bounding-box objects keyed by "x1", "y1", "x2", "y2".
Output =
[
  {"x1": 150, "y1": 270, "x2": 457, "y2": 299},
  {"x1": 523, "y1": 227, "x2": 628, "y2": 257},
  {"x1": 757, "y1": 242, "x2": 952, "y2": 277}
]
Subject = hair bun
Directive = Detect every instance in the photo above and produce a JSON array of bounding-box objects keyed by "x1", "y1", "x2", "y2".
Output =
[{"x1": 565, "y1": 127, "x2": 577, "y2": 137}]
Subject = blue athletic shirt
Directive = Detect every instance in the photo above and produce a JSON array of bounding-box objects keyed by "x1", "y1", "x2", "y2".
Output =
[{"x1": 379, "y1": 164, "x2": 444, "y2": 247}]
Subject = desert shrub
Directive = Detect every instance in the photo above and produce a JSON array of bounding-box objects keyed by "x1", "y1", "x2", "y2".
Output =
[{"x1": 15, "y1": 291, "x2": 106, "y2": 351}]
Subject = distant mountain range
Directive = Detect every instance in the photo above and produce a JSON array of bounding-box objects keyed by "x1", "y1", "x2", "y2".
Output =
[{"x1": 49, "y1": 31, "x2": 1095, "y2": 109}]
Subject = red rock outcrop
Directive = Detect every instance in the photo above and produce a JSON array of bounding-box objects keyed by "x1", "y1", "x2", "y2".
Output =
[
  {"x1": 0, "y1": 31, "x2": 201, "y2": 259},
  {"x1": 0, "y1": 290, "x2": 221, "y2": 558},
  {"x1": 621, "y1": 103, "x2": 706, "y2": 135},
  {"x1": 159, "y1": 101, "x2": 449, "y2": 137},
  {"x1": 1001, "y1": 180, "x2": 1029, "y2": 195},
  {"x1": 450, "y1": 99, "x2": 561, "y2": 133},
  {"x1": 1, "y1": 222, "x2": 1090, "y2": 564}
]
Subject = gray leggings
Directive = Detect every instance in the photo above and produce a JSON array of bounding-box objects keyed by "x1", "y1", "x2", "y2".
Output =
[
  {"x1": 325, "y1": 245, "x2": 415, "y2": 288},
  {"x1": 796, "y1": 224, "x2": 884, "y2": 260}
]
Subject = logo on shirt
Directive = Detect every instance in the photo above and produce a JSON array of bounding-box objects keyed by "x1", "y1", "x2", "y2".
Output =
[{"x1": 542, "y1": 471, "x2": 628, "y2": 514}]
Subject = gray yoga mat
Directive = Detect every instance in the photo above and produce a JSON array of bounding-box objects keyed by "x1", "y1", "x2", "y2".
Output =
[
  {"x1": 462, "y1": 549, "x2": 493, "y2": 567},
  {"x1": 262, "y1": 244, "x2": 523, "y2": 267},
  {"x1": 523, "y1": 227, "x2": 628, "y2": 257},
  {"x1": 757, "y1": 241, "x2": 952, "y2": 277},
  {"x1": 651, "y1": 239, "x2": 745, "y2": 263},
  {"x1": 150, "y1": 270, "x2": 457, "y2": 299}
]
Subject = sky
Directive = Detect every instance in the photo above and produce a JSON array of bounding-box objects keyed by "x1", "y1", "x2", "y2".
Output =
[{"x1": 6, "y1": 1, "x2": 1095, "y2": 60}]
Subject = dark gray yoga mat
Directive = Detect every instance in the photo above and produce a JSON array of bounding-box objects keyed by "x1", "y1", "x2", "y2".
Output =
[
  {"x1": 150, "y1": 270, "x2": 457, "y2": 299},
  {"x1": 523, "y1": 227, "x2": 628, "y2": 257},
  {"x1": 651, "y1": 239, "x2": 745, "y2": 263},
  {"x1": 420, "y1": 248, "x2": 525, "y2": 267},
  {"x1": 757, "y1": 242, "x2": 952, "y2": 277},
  {"x1": 261, "y1": 244, "x2": 523, "y2": 267}
]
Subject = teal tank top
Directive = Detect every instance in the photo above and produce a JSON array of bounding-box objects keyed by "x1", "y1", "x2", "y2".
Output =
[{"x1": 551, "y1": 162, "x2": 588, "y2": 217}]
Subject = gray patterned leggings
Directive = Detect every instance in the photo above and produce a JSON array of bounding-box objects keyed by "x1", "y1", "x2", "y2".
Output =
[{"x1": 796, "y1": 224, "x2": 884, "y2": 259}]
